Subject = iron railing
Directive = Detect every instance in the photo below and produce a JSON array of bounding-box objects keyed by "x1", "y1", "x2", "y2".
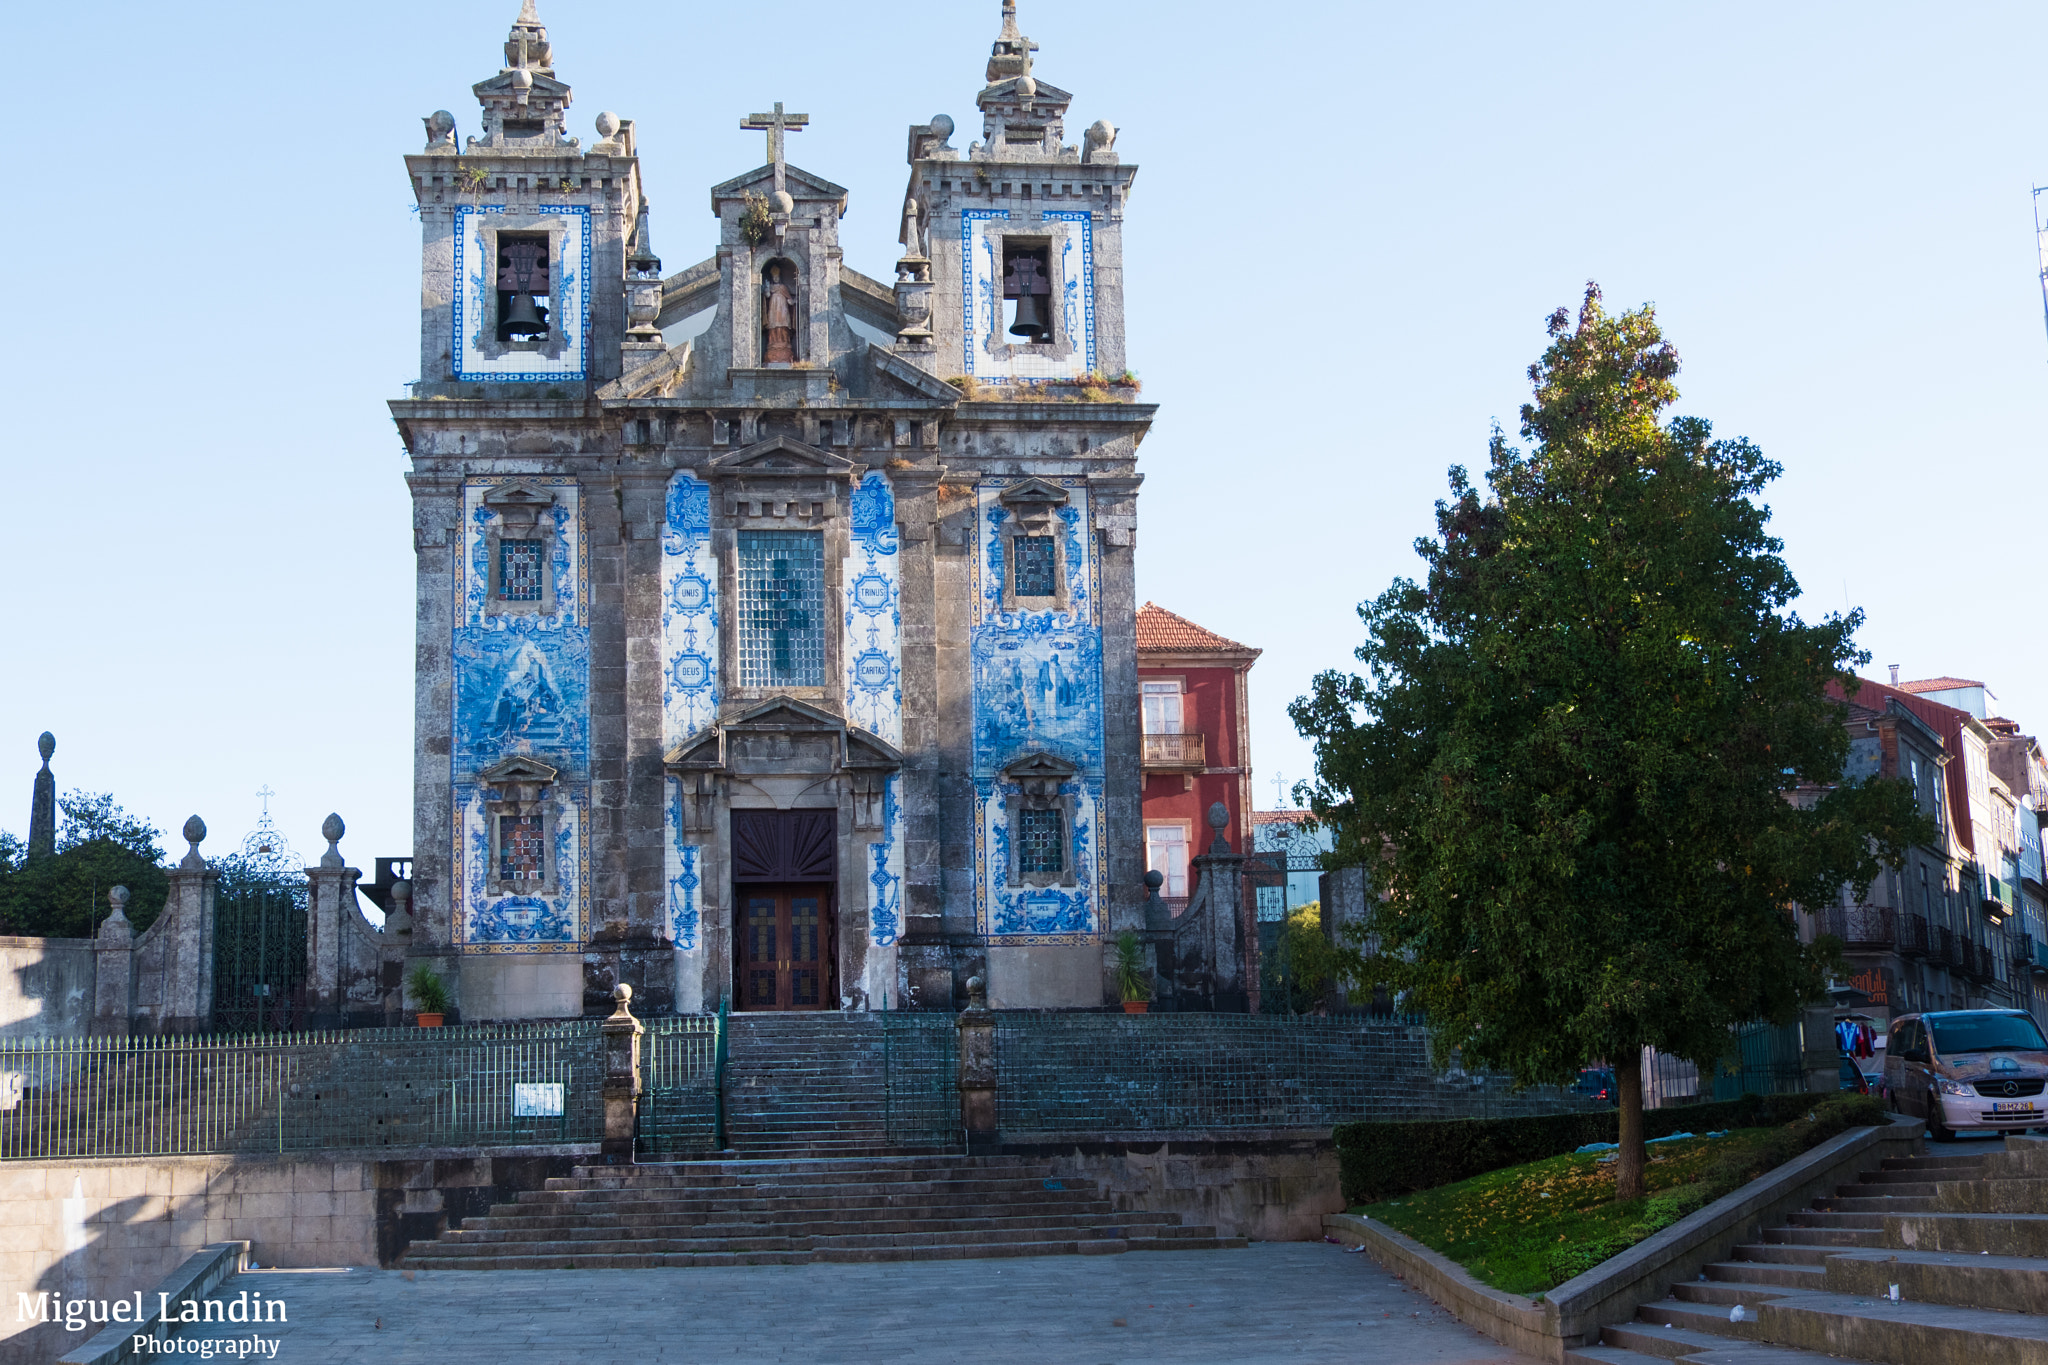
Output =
[
  {"x1": 1710, "y1": 1019, "x2": 1806, "y2": 1100},
  {"x1": 633, "y1": 1014, "x2": 722, "y2": 1157},
  {"x1": 0, "y1": 1024, "x2": 605, "y2": 1160},
  {"x1": 1935, "y1": 925, "x2": 1958, "y2": 967},
  {"x1": 1140, "y1": 733, "x2": 1205, "y2": 769},
  {"x1": 881, "y1": 1011, "x2": 958, "y2": 1146},
  {"x1": 1898, "y1": 914, "x2": 1931, "y2": 958},
  {"x1": 992, "y1": 1013, "x2": 1596, "y2": 1132},
  {"x1": 1819, "y1": 905, "x2": 1894, "y2": 949}
]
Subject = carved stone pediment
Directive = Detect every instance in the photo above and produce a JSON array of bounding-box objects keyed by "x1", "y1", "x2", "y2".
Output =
[
  {"x1": 478, "y1": 755, "x2": 561, "y2": 790},
  {"x1": 482, "y1": 481, "x2": 557, "y2": 518},
  {"x1": 1002, "y1": 750, "x2": 1077, "y2": 790},
  {"x1": 999, "y1": 477, "x2": 1070, "y2": 512},
  {"x1": 664, "y1": 697, "x2": 902, "y2": 777},
  {"x1": 869, "y1": 345, "x2": 969, "y2": 404},
  {"x1": 708, "y1": 435, "x2": 859, "y2": 478}
]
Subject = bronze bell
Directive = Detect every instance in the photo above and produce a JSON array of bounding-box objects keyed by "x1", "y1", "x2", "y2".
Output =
[
  {"x1": 1008, "y1": 292, "x2": 1050, "y2": 342},
  {"x1": 1004, "y1": 252, "x2": 1052, "y2": 342},
  {"x1": 502, "y1": 290, "x2": 547, "y2": 339}
]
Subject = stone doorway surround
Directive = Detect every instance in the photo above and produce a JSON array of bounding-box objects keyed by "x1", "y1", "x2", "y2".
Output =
[{"x1": 666, "y1": 697, "x2": 902, "y2": 1011}]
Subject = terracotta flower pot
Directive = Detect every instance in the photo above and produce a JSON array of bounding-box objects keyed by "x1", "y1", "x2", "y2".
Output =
[
  {"x1": 416, "y1": 1013, "x2": 445, "y2": 1028},
  {"x1": 1122, "y1": 1000, "x2": 1149, "y2": 1015}
]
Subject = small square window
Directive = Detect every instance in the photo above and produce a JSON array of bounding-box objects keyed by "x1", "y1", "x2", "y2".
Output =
[
  {"x1": 500, "y1": 815, "x2": 545, "y2": 883},
  {"x1": 1019, "y1": 809, "x2": 1064, "y2": 874},
  {"x1": 500, "y1": 540, "x2": 544, "y2": 602},
  {"x1": 1014, "y1": 535, "x2": 1057, "y2": 597}
]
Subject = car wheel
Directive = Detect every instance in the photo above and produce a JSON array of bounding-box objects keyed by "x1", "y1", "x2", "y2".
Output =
[{"x1": 1926, "y1": 1089, "x2": 1954, "y2": 1142}]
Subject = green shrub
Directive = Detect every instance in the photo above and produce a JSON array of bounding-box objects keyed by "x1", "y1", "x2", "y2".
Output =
[
  {"x1": 1536, "y1": 1094, "x2": 1887, "y2": 1287},
  {"x1": 407, "y1": 964, "x2": 450, "y2": 1016},
  {"x1": 1335, "y1": 1091, "x2": 1856, "y2": 1205}
]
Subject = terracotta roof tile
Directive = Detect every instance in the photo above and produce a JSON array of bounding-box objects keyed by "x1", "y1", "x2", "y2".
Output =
[
  {"x1": 1897, "y1": 677, "x2": 1986, "y2": 694},
  {"x1": 1250, "y1": 810, "x2": 1313, "y2": 825},
  {"x1": 1136, "y1": 602, "x2": 1259, "y2": 657}
]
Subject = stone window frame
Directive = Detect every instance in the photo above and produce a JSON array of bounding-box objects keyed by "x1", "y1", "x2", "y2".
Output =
[
  {"x1": 1002, "y1": 752, "x2": 1079, "y2": 891},
  {"x1": 471, "y1": 215, "x2": 573, "y2": 364},
  {"x1": 998, "y1": 479, "x2": 1072, "y2": 614},
  {"x1": 985, "y1": 224, "x2": 1077, "y2": 365},
  {"x1": 479, "y1": 757, "x2": 561, "y2": 898},
  {"x1": 483, "y1": 482, "x2": 560, "y2": 618}
]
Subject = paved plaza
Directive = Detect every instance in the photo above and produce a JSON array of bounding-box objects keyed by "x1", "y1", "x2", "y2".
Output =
[{"x1": 166, "y1": 1244, "x2": 1538, "y2": 1364}]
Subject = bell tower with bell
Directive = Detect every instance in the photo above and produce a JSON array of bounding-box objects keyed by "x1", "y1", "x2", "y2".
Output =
[
  {"x1": 404, "y1": 0, "x2": 645, "y2": 392},
  {"x1": 896, "y1": 0, "x2": 1137, "y2": 387}
]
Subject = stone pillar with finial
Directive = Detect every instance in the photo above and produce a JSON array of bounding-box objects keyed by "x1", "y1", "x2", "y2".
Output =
[
  {"x1": 956, "y1": 974, "x2": 997, "y2": 1151},
  {"x1": 600, "y1": 983, "x2": 643, "y2": 1163},
  {"x1": 27, "y1": 732, "x2": 56, "y2": 861},
  {"x1": 1181, "y1": 801, "x2": 1248, "y2": 1013},
  {"x1": 93, "y1": 885, "x2": 135, "y2": 1035},
  {"x1": 305, "y1": 813, "x2": 362, "y2": 1029},
  {"x1": 135, "y1": 817, "x2": 217, "y2": 1034}
]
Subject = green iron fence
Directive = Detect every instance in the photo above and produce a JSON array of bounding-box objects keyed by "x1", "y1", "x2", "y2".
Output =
[
  {"x1": 0, "y1": 1024, "x2": 605, "y2": 1160},
  {"x1": 881, "y1": 1011, "x2": 957, "y2": 1146},
  {"x1": 633, "y1": 1014, "x2": 723, "y2": 1157},
  {"x1": 994, "y1": 1012, "x2": 1597, "y2": 1133},
  {"x1": 1711, "y1": 1019, "x2": 1808, "y2": 1100}
]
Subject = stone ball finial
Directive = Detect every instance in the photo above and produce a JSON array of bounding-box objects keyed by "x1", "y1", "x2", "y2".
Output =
[
  {"x1": 1086, "y1": 119, "x2": 1116, "y2": 150},
  {"x1": 424, "y1": 110, "x2": 456, "y2": 145},
  {"x1": 613, "y1": 982, "x2": 632, "y2": 1005},
  {"x1": 770, "y1": 190, "x2": 795, "y2": 216},
  {"x1": 596, "y1": 110, "x2": 619, "y2": 138},
  {"x1": 930, "y1": 113, "x2": 955, "y2": 143},
  {"x1": 37, "y1": 732, "x2": 54, "y2": 764},
  {"x1": 320, "y1": 813, "x2": 346, "y2": 869},
  {"x1": 510, "y1": 65, "x2": 534, "y2": 91},
  {"x1": 387, "y1": 879, "x2": 414, "y2": 935},
  {"x1": 1144, "y1": 869, "x2": 1164, "y2": 892},
  {"x1": 1207, "y1": 802, "x2": 1229, "y2": 831},
  {"x1": 182, "y1": 815, "x2": 207, "y2": 846},
  {"x1": 108, "y1": 885, "x2": 129, "y2": 911}
]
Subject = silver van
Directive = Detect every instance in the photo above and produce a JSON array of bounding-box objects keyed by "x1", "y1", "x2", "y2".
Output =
[{"x1": 1886, "y1": 1010, "x2": 2048, "y2": 1139}]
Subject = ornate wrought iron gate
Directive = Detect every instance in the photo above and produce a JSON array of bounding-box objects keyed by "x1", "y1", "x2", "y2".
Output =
[{"x1": 211, "y1": 888, "x2": 308, "y2": 1033}]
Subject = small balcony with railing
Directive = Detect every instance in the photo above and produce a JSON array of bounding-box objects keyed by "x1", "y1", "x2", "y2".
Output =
[
  {"x1": 1141, "y1": 732, "x2": 1206, "y2": 771},
  {"x1": 1818, "y1": 905, "x2": 1894, "y2": 949},
  {"x1": 1898, "y1": 914, "x2": 1931, "y2": 958}
]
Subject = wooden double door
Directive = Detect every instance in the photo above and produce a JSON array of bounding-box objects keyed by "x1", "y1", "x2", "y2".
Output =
[{"x1": 736, "y1": 884, "x2": 834, "y2": 1010}]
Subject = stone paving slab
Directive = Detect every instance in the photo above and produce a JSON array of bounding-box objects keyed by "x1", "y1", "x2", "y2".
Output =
[{"x1": 153, "y1": 1243, "x2": 1540, "y2": 1364}]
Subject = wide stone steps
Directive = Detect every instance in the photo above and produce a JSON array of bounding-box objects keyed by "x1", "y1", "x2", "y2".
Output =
[
  {"x1": 401, "y1": 1153, "x2": 1245, "y2": 1270},
  {"x1": 1585, "y1": 1136, "x2": 2048, "y2": 1365}
]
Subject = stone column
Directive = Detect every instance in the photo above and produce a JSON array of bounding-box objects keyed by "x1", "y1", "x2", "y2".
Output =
[
  {"x1": 155, "y1": 817, "x2": 218, "y2": 1034},
  {"x1": 600, "y1": 983, "x2": 643, "y2": 1163},
  {"x1": 956, "y1": 974, "x2": 997, "y2": 1152},
  {"x1": 1319, "y1": 866, "x2": 1371, "y2": 1009},
  {"x1": 304, "y1": 813, "x2": 361, "y2": 1030},
  {"x1": 92, "y1": 886, "x2": 134, "y2": 1036},
  {"x1": 1183, "y1": 803, "x2": 1248, "y2": 1012}
]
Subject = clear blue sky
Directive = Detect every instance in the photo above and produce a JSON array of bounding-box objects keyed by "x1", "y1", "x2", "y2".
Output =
[{"x1": 5, "y1": 1, "x2": 2047, "y2": 866}]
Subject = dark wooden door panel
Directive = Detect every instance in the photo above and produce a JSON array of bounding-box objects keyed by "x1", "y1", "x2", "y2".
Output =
[{"x1": 735, "y1": 884, "x2": 832, "y2": 1010}]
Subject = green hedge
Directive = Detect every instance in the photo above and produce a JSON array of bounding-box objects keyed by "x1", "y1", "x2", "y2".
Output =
[{"x1": 1335, "y1": 1092, "x2": 1832, "y2": 1205}]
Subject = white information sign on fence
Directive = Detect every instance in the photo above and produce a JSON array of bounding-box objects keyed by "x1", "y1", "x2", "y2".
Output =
[{"x1": 512, "y1": 1082, "x2": 565, "y2": 1117}]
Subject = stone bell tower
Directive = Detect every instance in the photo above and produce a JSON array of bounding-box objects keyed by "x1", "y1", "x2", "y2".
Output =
[{"x1": 896, "y1": 0, "x2": 1138, "y2": 385}]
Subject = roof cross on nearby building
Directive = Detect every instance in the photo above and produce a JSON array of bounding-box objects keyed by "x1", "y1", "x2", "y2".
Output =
[{"x1": 741, "y1": 102, "x2": 809, "y2": 198}]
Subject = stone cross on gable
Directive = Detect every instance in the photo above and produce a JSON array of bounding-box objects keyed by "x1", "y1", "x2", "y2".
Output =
[{"x1": 742, "y1": 102, "x2": 809, "y2": 198}]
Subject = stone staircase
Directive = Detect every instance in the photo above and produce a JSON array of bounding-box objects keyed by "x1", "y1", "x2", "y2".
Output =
[
  {"x1": 400, "y1": 1152, "x2": 1247, "y2": 1268},
  {"x1": 1568, "y1": 1135, "x2": 2048, "y2": 1365}
]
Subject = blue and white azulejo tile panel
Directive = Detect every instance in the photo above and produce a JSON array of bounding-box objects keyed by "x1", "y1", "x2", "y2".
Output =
[
  {"x1": 843, "y1": 472, "x2": 902, "y2": 747},
  {"x1": 452, "y1": 782, "x2": 587, "y2": 948},
  {"x1": 660, "y1": 471, "x2": 718, "y2": 953},
  {"x1": 960, "y1": 209, "x2": 1097, "y2": 383},
  {"x1": 868, "y1": 774, "x2": 904, "y2": 950},
  {"x1": 969, "y1": 478, "x2": 1107, "y2": 943},
  {"x1": 451, "y1": 476, "x2": 589, "y2": 953},
  {"x1": 451, "y1": 205, "x2": 591, "y2": 382}
]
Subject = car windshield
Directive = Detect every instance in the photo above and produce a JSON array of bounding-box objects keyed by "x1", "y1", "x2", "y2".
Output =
[{"x1": 1929, "y1": 1014, "x2": 2048, "y2": 1056}]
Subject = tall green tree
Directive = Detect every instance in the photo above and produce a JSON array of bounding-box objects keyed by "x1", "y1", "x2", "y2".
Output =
[
  {"x1": 1290, "y1": 285, "x2": 1930, "y2": 1198},
  {"x1": 0, "y1": 791, "x2": 170, "y2": 937}
]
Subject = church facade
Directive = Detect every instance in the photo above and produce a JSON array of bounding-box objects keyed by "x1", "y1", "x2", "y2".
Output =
[{"x1": 391, "y1": 2, "x2": 1153, "y2": 1018}]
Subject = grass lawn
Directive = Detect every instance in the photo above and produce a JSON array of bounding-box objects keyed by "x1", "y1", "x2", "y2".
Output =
[{"x1": 1351, "y1": 1126, "x2": 1782, "y2": 1296}]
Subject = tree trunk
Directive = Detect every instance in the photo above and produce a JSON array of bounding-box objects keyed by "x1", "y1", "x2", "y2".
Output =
[{"x1": 1615, "y1": 1048, "x2": 1646, "y2": 1201}]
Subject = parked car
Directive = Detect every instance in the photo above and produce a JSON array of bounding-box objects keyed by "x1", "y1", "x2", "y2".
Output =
[
  {"x1": 1837, "y1": 1054, "x2": 1870, "y2": 1095},
  {"x1": 1885, "y1": 1010, "x2": 2048, "y2": 1140},
  {"x1": 1573, "y1": 1067, "x2": 1617, "y2": 1104}
]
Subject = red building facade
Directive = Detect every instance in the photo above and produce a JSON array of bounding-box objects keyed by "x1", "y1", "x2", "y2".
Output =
[{"x1": 1135, "y1": 604, "x2": 1259, "y2": 908}]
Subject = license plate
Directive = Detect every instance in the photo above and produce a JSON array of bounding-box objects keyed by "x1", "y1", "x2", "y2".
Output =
[{"x1": 1991, "y1": 1101, "x2": 2039, "y2": 1114}]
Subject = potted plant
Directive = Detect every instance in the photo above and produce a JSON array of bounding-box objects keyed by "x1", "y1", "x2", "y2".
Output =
[
  {"x1": 408, "y1": 964, "x2": 449, "y2": 1028},
  {"x1": 1114, "y1": 930, "x2": 1153, "y2": 1014}
]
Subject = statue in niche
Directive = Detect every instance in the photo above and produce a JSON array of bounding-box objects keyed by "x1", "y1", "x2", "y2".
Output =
[
  {"x1": 763, "y1": 263, "x2": 797, "y2": 363},
  {"x1": 901, "y1": 197, "x2": 925, "y2": 259}
]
